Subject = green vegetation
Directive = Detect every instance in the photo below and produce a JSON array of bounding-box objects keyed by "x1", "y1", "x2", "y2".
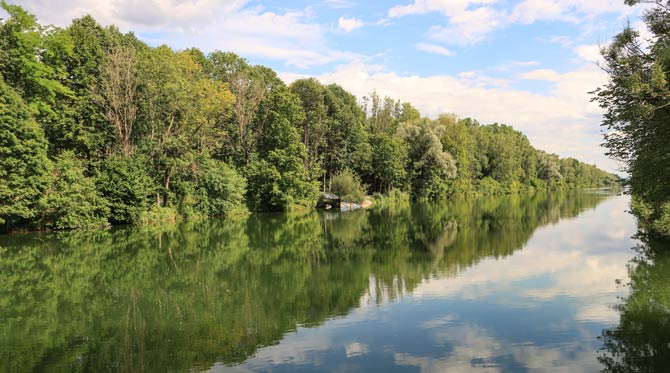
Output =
[
  {"x1": 0, "y1": 3, "x2": 617, "y2": 231},
  {"x1": 596, "y1": 0, "x2": 670, "y2": 238},
  {"x1": 330, "y1": 169, "x2": 366, "y2": 203}
]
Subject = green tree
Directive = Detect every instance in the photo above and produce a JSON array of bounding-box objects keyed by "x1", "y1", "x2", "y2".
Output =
[
  {"x1": 290, "y1": 78, "x2": 328, "y2": 179},
  {"x1": 401, "y1": 122, "x2": 457, "y2": 199},
  {"x1": 40, "y1": 151, "x2": 109, "y2": 229},
  {"x1": 246, "y1": 86, "x2": 318, "y2": 211},
  {"x1": 95, "y1": 155, "x2": 154, "y2": 224},
  {"x1": 366, "y1": 133, "x2": 408, "y2": 194},
  {"x1": 330, "y1": 169, "x2": 366, "y2": 203},
  {"x1": 595, "y1": 0, "x2": 670, "y2": 237},
  {"x1": 0, "y1": 1, "x2": 73, "y2": 118},
  {"x1": 0, "y1": 78, "x2": 51, "y2": 229}
]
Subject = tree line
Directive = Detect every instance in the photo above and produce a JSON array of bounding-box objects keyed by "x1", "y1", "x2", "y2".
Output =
[
  {"x1": 596, "y1": 0, "x2": 670, "y2": 238},
  {"x1": 0, "y1": 2, "x2": 618, "y2": 231}
]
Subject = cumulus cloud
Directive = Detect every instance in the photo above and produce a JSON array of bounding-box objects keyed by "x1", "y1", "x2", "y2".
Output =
[
  {"x1": 519, "y1": 68, "x2": 562, "y2": 82},
  {"x1": 7, "y1": 0, "x2": 357, "y2": 68},
  {"x1": 338, "y1": 16, "x2": 364, "y2": 32},
  {"x1": 388, "y1": 0, "x2": 635, "y2": 46}
]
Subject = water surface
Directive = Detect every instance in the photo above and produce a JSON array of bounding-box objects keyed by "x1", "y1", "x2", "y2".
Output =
[{"x1": 0, "y1": 191, "x2": 661, "y2": 372}]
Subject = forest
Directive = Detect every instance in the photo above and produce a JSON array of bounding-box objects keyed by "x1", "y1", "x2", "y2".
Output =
[{"x1": 0, "y1": 2, "x2": 618, "y2": 232}]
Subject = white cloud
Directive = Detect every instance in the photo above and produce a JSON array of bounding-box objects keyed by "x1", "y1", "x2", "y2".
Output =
[
  {"x1": 573, "y1": 44, "x2": 605, "y2": 64},
  {"x1": 8, "y1": 0, "x2": 358, "y2": 68},
  {"x1": 323, "y1": 0, "x2": 356, "y2": 9},
  {"x1": 415, "y1": 43, "x2": 453, "y2": 56},
  {"x1": 389, "y1": 0, "x2": 636, "y2": 47},
  {"x1": 388, "y1": 0, "x2": 498, "y2": 18},
  {"x1": 538, "y1": 35, "x2": 574, "y2": 47},
  {"x1": 345, "y1": 342, "x2": 369, "y2": 358},
  {"x1": 519, "y1": 68, "x2": 562, "y2": 82},
  {"x1": 429, "y1": 6, "x2": 504, "y2": 45},
  {"x1": 338, "y1": 16, "x2": 364, "y2": 32},
  {"x1": 495, "y1": 60, "x2": 540, "y2": 71}
]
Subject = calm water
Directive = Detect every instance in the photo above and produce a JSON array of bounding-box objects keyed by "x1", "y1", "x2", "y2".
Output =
[{"x1": 1, "y1": 191, "x2": 669, "y2": 372}]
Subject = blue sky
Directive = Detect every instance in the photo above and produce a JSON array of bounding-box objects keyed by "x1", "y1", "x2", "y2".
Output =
[{"x1": 7, "y1": 0, "x2": 652, "y2": 173}]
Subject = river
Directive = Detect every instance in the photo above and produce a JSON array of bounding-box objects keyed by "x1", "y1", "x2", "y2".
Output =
[{"x1": 1, "y1": 190, "x2": 668, "y2": 372}]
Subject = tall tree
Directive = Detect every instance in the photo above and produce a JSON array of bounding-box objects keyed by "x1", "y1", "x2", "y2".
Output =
[
  {"x1": 246, "y1": 86, "x2": 318, "y2": 211},
  {"x1": 98, "y1": 44, "x2": 138, "y2": 156},
  {"x1": 0, "y1": 78, "x2": 51, "y2": 229},
  {"x1": 595, "y1": 0, "x2": 670, "y2": 236}
]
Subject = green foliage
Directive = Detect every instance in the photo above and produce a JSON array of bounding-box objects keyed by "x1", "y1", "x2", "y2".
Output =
[
  {"x1": 330, "y1": 169, "x2": 366, "y2": 203},
  {"x1": 402, "y1": 122, "x2": 457, "y2": 199},
  {"x1": 39, "y1": 151, "x2": 109, "y2": 229},
  {"x1": 247, "y1": 86, "x2": 319, "y2": 211},
  {"x1": 595, "y1": 0, "x2": 670, "y2": 237},
  {"x1": 95, "y1": 155, "x2": 154, "y2": 224},
  {"x1": 366, "y1": 133, "x2": 408, "y2": 194},
  {"x1": 0, "y1": 78, "x2": 51, "y2": 229},
  {"x1": 178, "y1": 157, "x2": 247, "y2": 217}
]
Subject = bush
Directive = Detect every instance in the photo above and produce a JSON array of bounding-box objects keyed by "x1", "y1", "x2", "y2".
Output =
[
  {"x1": 246, "y1": 151, "x2": 319, "y2": 212},
  {"x1": 40, "y1": 151, "x2": 109, "y2": 229},
  {"x1": 330, "y1": 169, "x2": 366, "y2": 203},
  {"x1": 477, "y1": 177, "x2": 503, "y2": 196},
  {"x1": 178, "y1": 157, "x2": 247, "y2": 217},
  {"x1": 96, "y1": 155, "x2": 155, "y2": 224}
]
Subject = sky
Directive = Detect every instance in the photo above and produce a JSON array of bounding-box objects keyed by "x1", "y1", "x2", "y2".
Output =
[{"x1": 4, "y1": 0, "x2": 654, "y2": 173}]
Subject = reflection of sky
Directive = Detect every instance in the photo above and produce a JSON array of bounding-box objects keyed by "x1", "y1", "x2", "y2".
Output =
[{"x1": 212, "y1": 194, "x2": 637, "y2": 372}]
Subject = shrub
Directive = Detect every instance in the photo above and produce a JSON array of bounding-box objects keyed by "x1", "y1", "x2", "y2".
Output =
[{"x1": 330, "y1": 169, "x2": 366, "y2": 203}]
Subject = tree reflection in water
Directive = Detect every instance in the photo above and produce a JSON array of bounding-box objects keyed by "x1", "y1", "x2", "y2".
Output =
[
  {"x1": 599, "y1": 233, "x2": 670, "y2": 372},
  {"x1": 0, "y1": 191, "x2": 608, "y2": 372}
]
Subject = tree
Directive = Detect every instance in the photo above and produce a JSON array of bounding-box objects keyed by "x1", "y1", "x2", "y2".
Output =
[
  {"x1": 401, "y1": 122, "x2": 457, "y2": 199},
  {"x1": 95, "y1": 155, "x2": 154, "y2": 224},
  {"x1": 322, "y1": 84, "x2": 370, "y2": 190},
  {"x1": 0, "y1": 1, "x2": 73, "y2": 118},
  {"x1": 366, "y1": 133, "x2": 408, "y2": 194},
  {"x1": 208, "y1": 51, "x2": 283, "y2": 167},
  {"x1": 595, "y1": 0, "x2": 670, "y2": 236},
  {"x1": 246, "y1": 86, "x2": 318, "y2": 211},
  {"x1": 290, "y1": 78, "x2": 328, "y2": 179},
  {"x1": 0, "y1": 78, "x2": 51, "y2": 229},
  {"x1": 178, "y1": 156, "x2": 247, "y2": 217},
  {"x1": 98, "y1": 44, "x2": 138, "y2": 156},
  {"x1": 136, "y1": 46, "x2": 234, "y2": 206},
  {"x1": 40, "y1": 151, "x2": 109, "y2": 229},
  {"x1": 330, "y1": 170, "x2": 366, "y2": 203}
]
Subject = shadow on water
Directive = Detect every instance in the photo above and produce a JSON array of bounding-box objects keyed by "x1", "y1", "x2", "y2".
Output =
[
  {"x1": 598, "y1": 233, "x2": 670, "y2": 372},
  {"x1": 0, "y1": 190, "x2": 611, "y2": 372}
]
